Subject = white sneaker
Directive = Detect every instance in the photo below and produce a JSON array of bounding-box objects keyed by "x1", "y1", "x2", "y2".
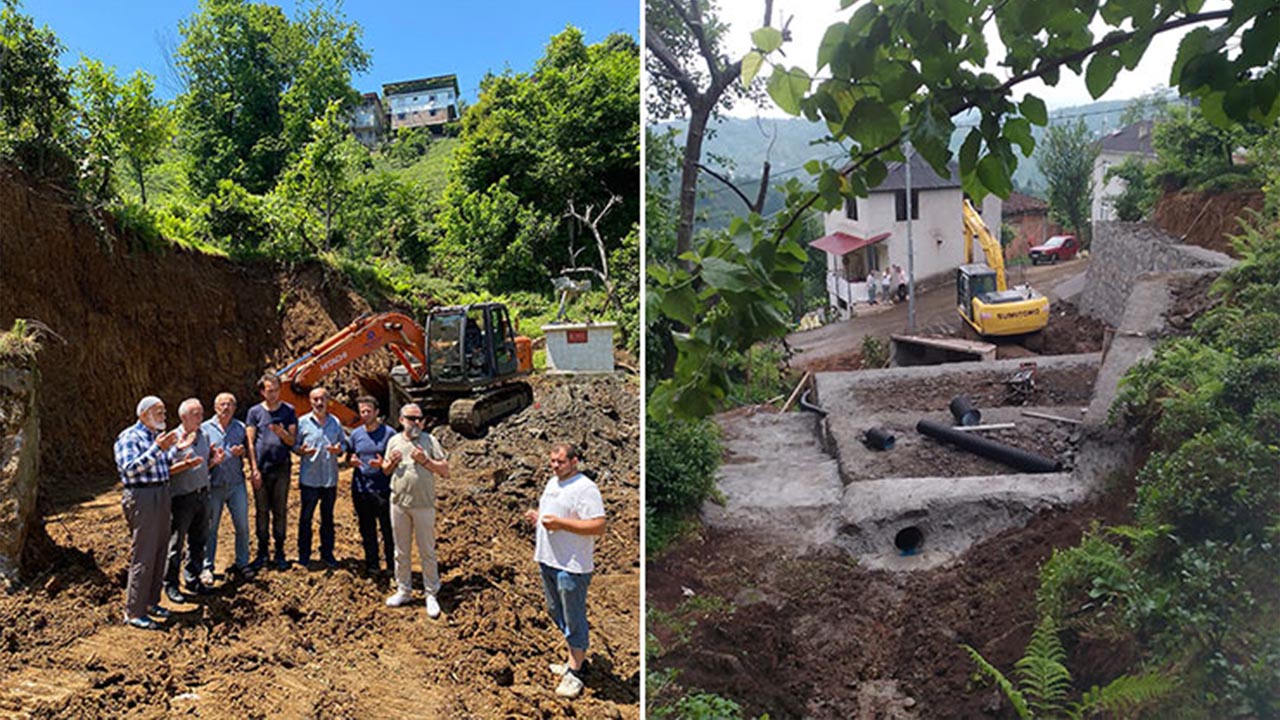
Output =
[
  {"x1": 385, "y1": 590, "x2": 413, "y2": 607},
  {"x1": 555, "y1": 670, "x2": 584, "y2": 698},
  {"x1": 425, "y1": 594, "x2": 441, "y2": 619},
  {"x1": 199, "y1": 569, "x2": 215, "y2": 587},
  {"x1": 549, "y1": 663, "x2": 569, "y2": 677}
]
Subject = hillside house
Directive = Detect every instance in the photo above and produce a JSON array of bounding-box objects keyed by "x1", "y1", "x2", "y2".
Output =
[
  {"x1": 812, "y1": 155, "x2": 1002, "y2": 318},
  {"x1": 350, "y1": 92, "x2": 386, "y2": 147},
  {"x1": 1092, "y1": 120, "x2": 1156, "y2": 221},
  {"x1": 1003, "y1": 191, "x2": 1063, "y2": 259},
  {"x1": 383, "y1": 74, "x2": 460, "y2": 132}
]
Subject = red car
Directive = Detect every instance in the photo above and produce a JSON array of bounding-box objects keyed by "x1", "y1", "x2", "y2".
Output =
[{"x1": 1029, "y1": 234, "x2": 1079, "y2": 264}]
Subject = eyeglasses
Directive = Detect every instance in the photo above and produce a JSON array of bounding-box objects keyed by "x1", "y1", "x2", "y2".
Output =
[{"x1": 403, "y1": 415, "x2": 425, "y2": 422}]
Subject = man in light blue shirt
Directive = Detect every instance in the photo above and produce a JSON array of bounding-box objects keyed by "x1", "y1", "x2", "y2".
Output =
[
  {"x1": 295, "y1": 386, "x2": 347, "y2": 568},
  {"x1": 202, "y1": 392, "x2": 254, "y2": 582}
]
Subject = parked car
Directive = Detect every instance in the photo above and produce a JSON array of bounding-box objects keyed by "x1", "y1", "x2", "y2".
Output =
[{"x1": 1029, "y1": 234, "x2": 1079, "y2": 264}]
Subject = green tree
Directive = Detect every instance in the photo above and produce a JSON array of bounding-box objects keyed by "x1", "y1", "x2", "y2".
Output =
[
  {"x1": 1150, "y1": 102, "x2": 1260, "y2": 190},
  {"x1": 74, "y1": 59, "x2": 171, "y2": 205},
  {"x1": 175, "y1": 0, "x2": 367, "y2": 197},
  {"x1": 440, "y1": 26, "x2": 639, "y2": 293},
  {"x1": 278, "y1": 99, "x2": 367, "y2": 250},
  {"x1": 1104, "y1": 156, "x2": 1156, "y2": 221},
  {"x1": 0, "y1": 0, "x2": 78, "y2": 178},
  {"x1": 1041, "y1": 120, "x2": 1100, "y2": 238}
]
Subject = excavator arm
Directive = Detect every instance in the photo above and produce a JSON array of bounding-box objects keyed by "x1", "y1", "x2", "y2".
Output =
[
  {"x1": 962, "y1": 198, "x2": 1007, "y2": 291},
  {"x1": 276, "y1": 312, "x2": 428, "y2": 427}
]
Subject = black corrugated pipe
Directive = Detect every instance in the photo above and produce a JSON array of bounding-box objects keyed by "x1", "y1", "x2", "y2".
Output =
[
  {"x1": 949, "y1": 396, "x2": 981, "y2": 426},
  {"x1": 799, "y1": 389, "x2": 827, "y2": 415},
  {"x1": 916, "y1": 419, "x2": 1063, "y2": 473}
]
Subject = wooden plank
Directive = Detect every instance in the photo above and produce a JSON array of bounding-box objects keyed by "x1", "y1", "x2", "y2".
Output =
[
  {"x1": 781, "y1": 371, "x2": 813, "y2": 413},
  {"x1": 953, "y1": 423, "x2": 1017, "y2": 432},
  {"x1": 1021, "y1": 410, "x2": 1082, "y2": 425}
]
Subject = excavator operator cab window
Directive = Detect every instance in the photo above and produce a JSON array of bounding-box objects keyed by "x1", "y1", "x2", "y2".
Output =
[
  {"x1": 428, "y1": 313, "x2": 464, "y2": 381},
  {"x1": 464, "y1": 311, "x2": 491, "y2": 380},
  {"x1": 491, "y1": 307, "x2": 516, "y2": 375}
]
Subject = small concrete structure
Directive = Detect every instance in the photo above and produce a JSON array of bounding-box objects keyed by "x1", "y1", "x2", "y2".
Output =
[
  {"x1": 889, "y1": 334, "x2": 996, "y2": 366},
  {"x1": 542, "y1": 322, "x2": 616, "y2": 373}
]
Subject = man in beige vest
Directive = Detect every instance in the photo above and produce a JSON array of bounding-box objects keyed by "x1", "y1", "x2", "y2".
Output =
[{"x1": 382, "y1": 403, "x2": 449, "y2": 619}]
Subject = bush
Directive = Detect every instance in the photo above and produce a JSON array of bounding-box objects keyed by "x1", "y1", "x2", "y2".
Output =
[
  {"x1": 646, "y1": 416, "x2": 721, "y2": 551},
  {"x1": 1037, "y1": 527, "x2": 1134, "y2": 622},
  {"x1": 861, "y1": 335, "x2": 889, "y2": 368},
  {"x1": 1135, "y1": 425, "x2": 1280, "y2": 548}
]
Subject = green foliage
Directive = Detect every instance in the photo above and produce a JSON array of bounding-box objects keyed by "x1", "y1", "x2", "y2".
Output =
[
  {"x1": 860, "y1": 335, "x2": 888, "y2": 369},
  {"x1": 1041, "y1": 120, "x2": 1100, "y2": 237},
  {"x1": 73, "y1": 59, "x2": 172, "y2": 206},
  {"x1": 442, "y1": 27, "x2": 639, "y2": 295},
  {"x1": 175, "y1": 0, "x2": 367, "y2": 196},
  {"x1": 645, "y1": 415, "x2": 721, "y2": 553},
  {"x1": 382, "y1": 127, "x2": 434, "y2": 168},
  {"x1": 656, "y1": 693, "x2": 744, "y2": 720},
  {"x1": 1037, "y1": 527, "x2": 1135, "y2": 622},
  {"x1": 1151, "y1": 103, "x2": 1263, "y2": 191},
  {"x1": 965, "y1": 614, "x2": 1172, "y2": 719},
  {"x1": 0, "y1": 318, "x2": 41, "y2": 364},
  {"x1": 0, "y1": 0, "x2": 78, "y2": 179},
  {"x1": 726, "y1": 342, "x2": 792, "y2": 406},
  {"x1": 277, "y1": 99, "x2": 369, "y2": 250},
  {"x1": 1104, "y1": 156, "x2": 1157, "y2": 221}
]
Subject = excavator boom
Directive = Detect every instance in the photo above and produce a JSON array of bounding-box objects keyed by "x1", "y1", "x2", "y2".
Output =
[{"x1": 962, "y1": 199, "x2": 1007, "y2": 291}]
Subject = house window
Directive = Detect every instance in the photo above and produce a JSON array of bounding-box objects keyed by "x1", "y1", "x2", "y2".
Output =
[
  {"x1": 894, "y1": 189, "x2": 920, "y2": 221},
  {"x1": 429, "y1": 94, "x2": 436, "y2": 102},
  {"x1": 845, "y1": 198, "x2": 857, "y2": 221}
]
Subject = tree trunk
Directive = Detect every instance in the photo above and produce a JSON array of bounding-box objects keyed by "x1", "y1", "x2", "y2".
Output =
[{"x1": 676, "y1": 99, "x2": 711, "y2": 260}]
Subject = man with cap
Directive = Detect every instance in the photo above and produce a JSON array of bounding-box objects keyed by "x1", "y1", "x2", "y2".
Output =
[{"x1": 113, "y1": 396, "x2": 195, "y2": 630}]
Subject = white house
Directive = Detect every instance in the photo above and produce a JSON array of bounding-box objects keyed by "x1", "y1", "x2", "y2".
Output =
[
  {"x1": 382, "y1": 74, "x2": 460, "y2": 132},
  {"x1": 812, "y1": 155, "x2": 1002, "y2": 318},
  {"x1": 1091, "y1": 120, "x2": 1156, "y2": 221},
  {"x1": 350, "y1": 92, "x2": 386, "y2": 148}
]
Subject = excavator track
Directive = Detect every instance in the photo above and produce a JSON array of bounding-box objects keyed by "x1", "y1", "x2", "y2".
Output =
[{"x1": 447, "y1": 381, "x2": 534, "y2": 438}]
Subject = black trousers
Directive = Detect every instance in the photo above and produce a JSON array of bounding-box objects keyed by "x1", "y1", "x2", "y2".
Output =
[
  {"x1": 166, "y1": 488, "x2": 208, "y2": 589},
  {"x1": 298, "y1": 485, "x2": 337, "y2": 563},
  {"x1": 254, "y1": 465, "x2": 290, "y2": 560},
  {"x1": 352, "y1": 488, "x2": 394, "y2": 571}
]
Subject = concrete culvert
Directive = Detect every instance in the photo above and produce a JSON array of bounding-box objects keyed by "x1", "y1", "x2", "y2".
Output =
[{"x1": 894, "y1": 526, "x2": 924, "y2": 555}]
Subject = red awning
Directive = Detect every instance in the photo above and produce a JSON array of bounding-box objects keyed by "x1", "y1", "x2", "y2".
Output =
[{"x1": 809, "y1": 231, "x2": 891, "y2": 256}]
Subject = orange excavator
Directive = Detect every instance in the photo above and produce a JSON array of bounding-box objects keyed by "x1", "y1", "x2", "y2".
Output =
[{"x1": 275, "y1": 303, "x2": 534, "y2": 437}]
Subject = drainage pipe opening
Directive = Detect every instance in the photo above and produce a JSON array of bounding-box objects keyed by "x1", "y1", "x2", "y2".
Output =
[{"x1": 895, "y1": 526, "x2": 924, "y2": 555}]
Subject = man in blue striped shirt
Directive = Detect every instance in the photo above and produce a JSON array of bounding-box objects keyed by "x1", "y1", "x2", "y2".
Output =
[{"x1": 113, "y1": 396, "x2": 191, "y2": 630}]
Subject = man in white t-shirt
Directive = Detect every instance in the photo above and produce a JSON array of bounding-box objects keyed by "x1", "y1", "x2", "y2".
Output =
[{"x1": 523, "y1": 443, "x2": 606, "y2": 699}]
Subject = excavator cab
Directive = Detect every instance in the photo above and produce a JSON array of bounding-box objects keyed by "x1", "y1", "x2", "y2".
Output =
[
  {"x1": 957, "y1": 199, "x2": 1049, "y2": 337},
  {"x1": 397, "y1": 302, "x2": 532, "y2": 437}
]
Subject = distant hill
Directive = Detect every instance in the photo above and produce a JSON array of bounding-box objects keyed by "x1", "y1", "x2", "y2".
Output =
[{"x1": 655, "y1": 97, "x2": 1149, "y2": 228}]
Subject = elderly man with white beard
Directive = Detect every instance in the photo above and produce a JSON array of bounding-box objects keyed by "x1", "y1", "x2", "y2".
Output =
[{"x1": 113, "y1": 396, "x2": 195, "y2": 630}]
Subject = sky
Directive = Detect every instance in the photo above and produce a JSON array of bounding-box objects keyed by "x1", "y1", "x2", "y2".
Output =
[
  {"x1": 23, "y1": 0, "x2": 639, "y2": 102},
  {"x1": 717, "y1": 0, "x2": 1235, "y2": 117}
]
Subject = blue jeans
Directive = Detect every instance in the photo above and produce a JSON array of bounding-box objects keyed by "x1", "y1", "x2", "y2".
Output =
[
  {"x1": 539, "y1": 563, "x2": 592, "y2": 651},
  {"x1": 298, "y1": 485, "x2": 336, "y2": 563},
  {"x1": 206, "y1": 481, "x2": 250, "y2": 571}
]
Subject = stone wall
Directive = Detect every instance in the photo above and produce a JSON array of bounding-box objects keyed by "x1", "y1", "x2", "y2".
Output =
[
  {"x1": 0, "y1": 366, "x2": 39, "y2": 589},
  {"x1": 1080, "y1": 221, "x2": 1235, "y2": 326}
]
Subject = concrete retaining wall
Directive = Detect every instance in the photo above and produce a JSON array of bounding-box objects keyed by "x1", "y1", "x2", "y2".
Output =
[{"x1": 1081, "y1": 221, "x2": 1234, "y2": 326}]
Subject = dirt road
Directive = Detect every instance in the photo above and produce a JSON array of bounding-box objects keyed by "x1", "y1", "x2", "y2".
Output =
[
  {"x1": 0, "y1": 375, "x2": 639, "y2": 719},
  {"x1": 789, "y1": 258, "x2": 1091, "y2": 371}
]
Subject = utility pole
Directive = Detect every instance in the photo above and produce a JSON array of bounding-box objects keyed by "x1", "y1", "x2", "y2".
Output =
[{"x1": 905, "y1": 141, "x2": 916, "y2": 333}]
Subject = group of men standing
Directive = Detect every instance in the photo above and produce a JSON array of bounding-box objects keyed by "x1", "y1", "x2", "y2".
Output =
[
  {"x1": 113, "y1": 373, "x2": 607, "y2": 698},
  {"x1": 866, "y1": 265, "x2": 910, "y2": 305}
]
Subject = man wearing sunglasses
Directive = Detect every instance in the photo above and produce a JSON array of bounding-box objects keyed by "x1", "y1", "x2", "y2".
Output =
[{"x1": 382, "y1": 403, "x2": 449, "y2": 619}]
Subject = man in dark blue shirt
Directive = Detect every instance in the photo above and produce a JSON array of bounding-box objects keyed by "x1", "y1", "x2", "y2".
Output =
[
  {"x1": 245, "y1": 373, "x2": 297, "y2": 570},
  {"x1": 345, "y1": 395, "x2": 395, "y2": 575}
]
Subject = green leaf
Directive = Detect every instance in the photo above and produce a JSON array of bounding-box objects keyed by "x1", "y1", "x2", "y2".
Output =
[
  {"x1": 804, "y1": 159, "x2": 824, "y2": 175},
  {"x1": 959, "y1": 128, "x2": 982, "y2": 173},
  {"x1": 1085, "y1": 52, "x2": 1122, "y2": 99},
  {"x1": 846, "y1": 99, "x2": 900, "y2": 149},
  {"x1": 976, "y1": 153, "x2": 1012, "y2": 197},
  {"x1": 700, "y1": 256, "x2": 754, "y2": 294},
  {"x1": 864, "y1": 157, "x2": 888, "y2": 190},
  {"x1": 659, "y1": 282, "x2": 698, "y2": 327},
  {"x1": 1004, "y1": 117, "x2": 1035, "y2": 156},
  {"x1": 767, "y1": 66, "x2": 808, "y2": 115},
  {"x1": 1020, "y1": 95, "x2": 1048, "y2": 125},
  {"x1": 817, "y1": 23, "x2": 846, "y2": 70},
  {"x1": 751, "y1": 27, "x2": 784, "y2": 54},
  {"x1": 741, "y1": 51, "x2": 764, "y2": 87},
  {"x1": 818, "y1": 167, "x2": 843, "y2": 209},
  {"x1": 848, "y1": 3, "x2": 879, "y2": 36}
]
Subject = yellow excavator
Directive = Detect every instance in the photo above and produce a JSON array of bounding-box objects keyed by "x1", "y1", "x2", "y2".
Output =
[{"x1": 957, "y1": 198, "x2": 1049, "y2": 337}]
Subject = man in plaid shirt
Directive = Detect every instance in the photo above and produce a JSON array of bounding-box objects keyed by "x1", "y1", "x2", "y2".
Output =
[{"x1": 114, "y1": 396, "x2": 196, "y2": 630}]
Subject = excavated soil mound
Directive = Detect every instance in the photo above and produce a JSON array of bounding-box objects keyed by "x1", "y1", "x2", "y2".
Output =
[
  {"x1": 648, "y1": 479, "x2": 1138, "y2": 719},
  {"x1": 0, "y1": 169, "x2": 639, "y2": 717},
  {"x1": 1153, "y1": 189, "x2": 1264, "y2": 258}
]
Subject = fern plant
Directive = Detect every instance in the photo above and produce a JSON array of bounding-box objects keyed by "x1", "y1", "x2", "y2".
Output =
[{"x1": 964, "y1": 614, "x2": 1174, "y2": 719}]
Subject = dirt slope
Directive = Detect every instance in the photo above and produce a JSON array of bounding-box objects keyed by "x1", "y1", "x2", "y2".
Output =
[
  {"x1": 0, "y1": 168, "x2": 639, "y2": 717},
  {"x1": 1152, "y1": 189, "x2": 1264, "y2": 257}
]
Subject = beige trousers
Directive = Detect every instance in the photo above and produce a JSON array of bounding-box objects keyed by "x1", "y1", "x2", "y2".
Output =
[{"x1": 390, "y1": 504, "x2": 439, "y2": 595}]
